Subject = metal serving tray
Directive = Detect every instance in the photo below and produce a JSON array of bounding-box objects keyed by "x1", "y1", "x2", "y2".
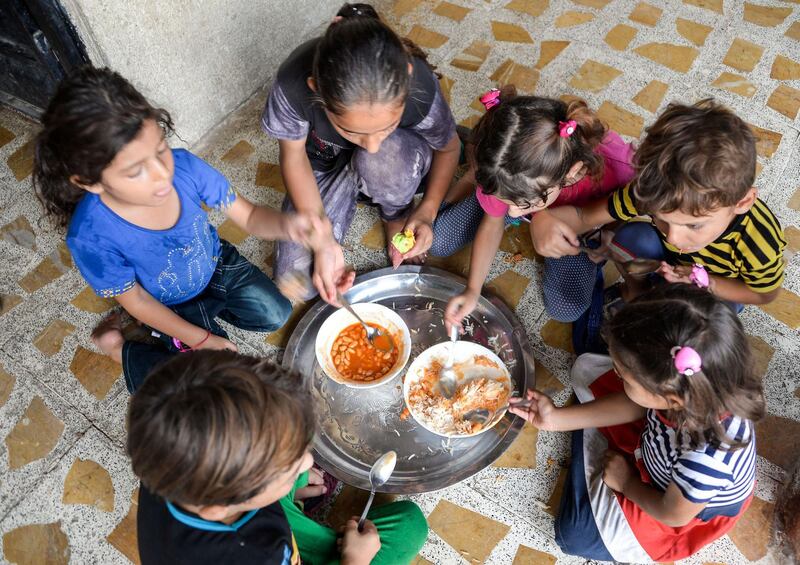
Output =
[{"x1": 283, "y1": 266, "x2": 534, "y2": 493}]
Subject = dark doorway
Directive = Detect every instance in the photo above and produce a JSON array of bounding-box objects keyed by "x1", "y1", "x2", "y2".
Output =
[{"x1": 0, "y1": 0, "x2": 89, "y2": 117}]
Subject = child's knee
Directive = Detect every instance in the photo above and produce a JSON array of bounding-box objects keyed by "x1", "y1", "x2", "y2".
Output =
[{"x1": 392, "y1": 500, "x2": 428, "y2": 550}]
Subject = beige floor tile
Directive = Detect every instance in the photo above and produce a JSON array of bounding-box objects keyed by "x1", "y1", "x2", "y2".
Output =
[
  {"x1": 33, "y1": 319, "x2": 76, "y2": 357},
  {"x1": 1, "y1": 293, "x2": 23, "y2": 317},
  {"x1": 512, "y1": 544, "x2": 557, "y2": 565},
  {"x1": 220, "y1": 139, "x2": 254, "y2": 163},
  {"x1": 605, "y1": 24, "x2": 638, "y2": 51},
  {"x1": 540, "y1": 319, "x2": 573, "y2": 353},
  {"x1": 628, "y1": 2, "x2": 662, "y2": 26},
  {"x1": 746, "y1": 335, "x2": 774, "y2": 379},
  {"x1": 7, "y1": 139, "x2": 35, "y2": 181},
  {"x1": 255, "y1": 161, "x2": 286, "y2": 192},
  {"x1": 676, "y1": 18, "x2": 713, "y2": 46},
  {"x1": 1, "y1": 215, "x2": 37, "y2": 251},
  {"x1": 62, "y1": 458, "x2": 115, "y2": 512},
  {"x1": 743, "y1": 3, "x2": 792, "y2": 27},
  {"x1": 505, "y1": 0, "x2": 549, "y2": 17},
  {"x1": 0, "y1": 125, "x2": 14, "y2": 149},
  {"x1": 767, "y1": 84, "x2": 800, "y2": 120},
  {"x1": 69, "y1": 346, "x2": 121, "y2": 400},
  {"x1": 634, "y1": 43, "x2": 699, "y2": 73},
  {"x1": 486, "y1": 270, "x2": 530, "y2": 310},
  {"x1": 632, "y1": 80, "x2": 669, "y2": 113},
  {"x1": 545, "y1": 465, "x2": 568, "y2": 516},
  {"x1": 433, "y1": 1, "x2": 471, "y2": 21},
  {"x1": 107, "y1": 489, "x2": 141, "y2": 565},
  {"x1": 596, "y1": 101, "x2": 644, "y2": 138},
  {"x1": 491, "y1": 21, "x2": 534, "y2": 43},
  {"x1": 534, "y1": 41, "x2": 570, "y2": 70},
  {"x1": 784, "y1": 225, "x2": 800, "y2": 253},
  {"x1": 683, "y1": 0, "x2": 723, "y2": 13},
  {"x1": 711, "y1": 72, "x2": 757, "y2": 98},
  {"x1": 569, "y1": 60, "x2": 623, "y2": 93},
  {"x1": 490, "y1": 60, "x2": 539, "y2": 93},
  {"x1": 2, "y1": 521, "x2": 70, "y2": 564},
  {"x1": 771, "y1": 54, "x2": 800, "y2": 81},
  {"x1": 70, "y1": 287, "x2": 115, "y2": 314},
  {"x1": 493, "y1": 423, "x2": 538, "y2": 468},
  {"x1": 748, "y1": 123, "x2": 782, "y2": 159},
  {"x1": 0, "y1": 364, "x2": 15, "y2": 408},
  {"x1": 451, "y1": 41, "x2": 492, "y2": 72},
  {"x1": 428, "y1": 499, "x2": 511, "y2": 562},
  {"x1": 217, "y1": 218, "x2": 249, "y2": 245},
  {"x1": 572, "y1": 0, "x2": 610, "y2": 7},
  {"x1": 554, "y1": 11, "x2": 595, "y2": 28},
  {"x1": 759, "y1": 289, "x2": 800, "y2": 328},
  {"x1": 395, "y1": 0, "x2": 425, "y2": 17},
  {"x1": 6, "y1": 396, "x2": 65, "y2": 470},
  {"x1": 755, "y1": 414, "x2": 800, "y2": 471},
  {"x1": 407, "y1": 24, "x2": 449, "y2": 49},
  {"x1": 786, "y1": 21, "x2": 800, "y2": 42},
  {"x1": 723, "y1": 38, "x2": 764, "y2": 72},
  {"x1": 729, "y1": 496, "x2": 774, "y2": 560}
]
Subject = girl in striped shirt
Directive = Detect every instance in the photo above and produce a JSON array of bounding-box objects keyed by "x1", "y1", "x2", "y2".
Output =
[{"x1": 510, "y1": 284, "x2": 765, "y2": 562}]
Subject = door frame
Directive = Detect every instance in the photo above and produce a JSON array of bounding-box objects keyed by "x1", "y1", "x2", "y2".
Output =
[{"x1": 0, "y1": 0, "x2": 90, "y2": 117}]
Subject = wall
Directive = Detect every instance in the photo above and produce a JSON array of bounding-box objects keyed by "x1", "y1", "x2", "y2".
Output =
[{"x1": 61, "y1": 0, "x2": 341, "y2": 145}]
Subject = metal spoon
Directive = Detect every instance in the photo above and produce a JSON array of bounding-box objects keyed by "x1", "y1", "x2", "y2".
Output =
[
  {"x1": 336, "y1": 291, "x2": 394, "y2": 353},
  {"x1": 437, "y1": 325, "x2": 459, "y2": 399},
  {"x1": 463, "y1": 398, "x2": 532, "y2": 426},
  {"x1": 358, "y1": 451, "x2": 397, "y2": 531}
]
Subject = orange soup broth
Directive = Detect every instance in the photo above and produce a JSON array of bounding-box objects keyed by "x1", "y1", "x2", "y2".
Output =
[{"x1": 331, "y1": 323, "x2": 399, "y2": 382}]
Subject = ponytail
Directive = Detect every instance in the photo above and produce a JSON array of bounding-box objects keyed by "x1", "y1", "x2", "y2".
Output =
[
  {"x1": 314, "y1": 3, "x2": 436, "y2": 114},
  {"x1": 472, "y1": 93, "x2": 606, "y2": 207}
]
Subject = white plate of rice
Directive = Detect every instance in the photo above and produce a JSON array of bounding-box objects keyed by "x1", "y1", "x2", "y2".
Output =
[{"x1": 403, "y1": 340, "x2": 512, "y2": 438}]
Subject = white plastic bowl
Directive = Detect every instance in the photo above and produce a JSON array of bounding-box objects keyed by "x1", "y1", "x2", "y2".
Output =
[
  {"x1": 403, "y1": 340, "x2": 512, "y2": 438},
  {"x1": 315, "y1": 302, "x2": 411, "y2": 389}
]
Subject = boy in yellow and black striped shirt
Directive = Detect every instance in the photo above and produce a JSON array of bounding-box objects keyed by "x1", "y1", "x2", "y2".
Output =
[{"x1": 530, "y1": 98, "x2": 786, "y2": 308}]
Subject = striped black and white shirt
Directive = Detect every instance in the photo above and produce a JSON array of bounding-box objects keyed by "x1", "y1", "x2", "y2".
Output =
[{"x1": 640, "y1": 410, "x2": 756, "y2": 509}]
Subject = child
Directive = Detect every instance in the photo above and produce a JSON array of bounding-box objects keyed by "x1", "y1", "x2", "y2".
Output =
[
  {"x1": 128, "y1": 349, "x2": 428, "y2": 564},
  {"x1": 510, "y1": 284, "x2": 764, "y2": 561},
  {"x1": 262, "y1": 2, "x2": 459, "y2": 300},
  {"x1": 33, "y1": 67, "x2": 348, "y2": 391},
  {"x1": 440, "y1": 89, "x2": 634, "y2": 329},
  {"x1": 534, "y1": 99, "x2": 786, "y2": 310}
]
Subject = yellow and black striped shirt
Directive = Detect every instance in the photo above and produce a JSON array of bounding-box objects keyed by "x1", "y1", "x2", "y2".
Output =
[{"x1": 609, "y1": 185, "x2": 787, "y2": 293}]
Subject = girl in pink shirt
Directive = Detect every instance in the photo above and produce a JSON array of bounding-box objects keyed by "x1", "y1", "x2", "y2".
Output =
[{"x1": 435, "y1": 89, "x2": 635, "y2": 329}]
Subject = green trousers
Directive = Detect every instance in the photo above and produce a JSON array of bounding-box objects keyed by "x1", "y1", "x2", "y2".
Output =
[{"x1": 280, "y1": 472, "x2": 428, "y2": 565}]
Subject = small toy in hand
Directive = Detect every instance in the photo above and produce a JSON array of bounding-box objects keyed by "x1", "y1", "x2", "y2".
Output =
[
  {"x1": 391, "y1": 229, "x2": 415, "y2": 254},
  {"x1": 689, "y1": 264, "x2": 709, "y2": 289}
]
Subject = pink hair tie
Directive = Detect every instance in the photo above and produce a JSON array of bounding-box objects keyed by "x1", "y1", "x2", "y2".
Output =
[
  {"x1": 559, "y1": 120, "x2": 577, "y2": 138},
  {"x1": 689, "y1": 264, "x2": 709, "y2": 289},
  {"x1": 671, "y1": 346, "x2": 702, "y2": 376},
  {"x1": 480, "y1": 89, "x2": 501, "y2": 110}
]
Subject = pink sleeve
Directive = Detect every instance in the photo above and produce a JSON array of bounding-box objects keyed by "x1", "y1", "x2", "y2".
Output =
[
  {"x1": 598, "y1": 131, "x2": 636, "y2": 186},
  {"x1": 475, "y1": 185, "x2": 509, "y2": 217}
]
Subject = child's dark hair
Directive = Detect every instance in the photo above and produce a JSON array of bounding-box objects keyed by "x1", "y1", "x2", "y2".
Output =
[
  {"x1": 127, "y1": 350, "x2": 315, "y2": 507},
  {"x1": 313, "y1": 3, "x2": 436, "y2": 115},
  {"x1": 33, "y1": 66, "x2": 174, "y2": 229},
  {"x1": 632, "y1": 98, "x2": 756, "y2": 216},
  {"x1": 603, "y1": 284, "x2": 765, "y2": 450},
  {"x1": 472, "y1": 88, "x2": 607, "y2": 208}
]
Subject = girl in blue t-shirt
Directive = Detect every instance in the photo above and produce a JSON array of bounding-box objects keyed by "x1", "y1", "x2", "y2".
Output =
[
  {"x1": 510, "y1": 284, "x2": 764, "y2": 562},
  {"x1": 33, "y1": 66, "x2": 351, "y2": 390}
]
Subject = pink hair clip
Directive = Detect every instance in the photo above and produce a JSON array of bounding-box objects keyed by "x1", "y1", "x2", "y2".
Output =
[
  {"x1": 480, "y1": 89, "x2": 501, "y2": 110},
  {"x1": 689, "y1": 264, "x2": 709, "y2": 289},
  {"x1": 671, "y1": 346, "x2": 702, "y2": 376},
  {"x1": 559, "y1": 120, "x2": 577, "y2": 138}
]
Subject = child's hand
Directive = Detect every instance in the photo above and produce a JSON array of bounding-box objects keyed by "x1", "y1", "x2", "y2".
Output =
[
  {"x1": 602, "y1": 449, "x2": 634, "y2": 493},
  {"x1": 195, "y1": 333, "x2": 238, "y2": 352},
  {"x1": 313, "y1": 243, "x2": 355, "y2": 305},
  {"x1": 339, "y1": 517, "x2": 381, "y2": 565},
  {"x1": 530, "y1": 211, "x2": 581, "y2": 258},
  {"x1": 283, "y1": 212, "x2": 333, "y2": 249},
  {"x1": 508, "y1": 389, "x2": 560, "y2": 430},
  {"x1": 657, "y1": 262, "x2": 693, "y2": 285},
  {"x1": 397, "y1": 215, "x2": 434, "y2": 266},
  {"x1": 444, "y1": 290, "x2": 479, "y2": 335},
  {"x1": 294, "y1": 467, "x2": 327, "y2": 501}
]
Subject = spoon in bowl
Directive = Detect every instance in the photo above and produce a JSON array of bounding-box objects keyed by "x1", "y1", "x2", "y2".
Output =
[
  {"x1": 336, "y1": 291, "x2": 394, "y2": 353},
  {"x1": 358, "y1": 451, "x2": 397, "y2": 531},
  {"x1": 463, "y1": 398, "x2": 533, "y2": 426},
  {"x1": 437, "y1": 325, "x2": 459, "y2": 399}
]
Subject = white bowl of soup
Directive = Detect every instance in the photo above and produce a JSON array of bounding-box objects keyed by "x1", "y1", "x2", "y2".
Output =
[{"x1": 315, "y1": 302, "x2": 411, "y2": 388}]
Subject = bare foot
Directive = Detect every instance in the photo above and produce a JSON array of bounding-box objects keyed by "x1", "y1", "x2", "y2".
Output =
[{"x1": 91, "y1": 312, "x2": 125, "y2": 364}]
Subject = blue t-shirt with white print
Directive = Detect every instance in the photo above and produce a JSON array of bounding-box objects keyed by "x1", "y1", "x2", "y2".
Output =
[{"x1": 66, "y1": 149, "x2": 236, "y2": 306}]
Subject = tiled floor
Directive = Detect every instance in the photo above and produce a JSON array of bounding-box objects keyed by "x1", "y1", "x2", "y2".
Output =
[{"x1": 1, "y1": 0, "x2": 799, "y2": 563}]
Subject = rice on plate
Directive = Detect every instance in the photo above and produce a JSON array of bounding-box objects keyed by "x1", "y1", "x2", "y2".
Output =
[{"x1": 403, "y1": 341, "x2": 512, "y2": 438}]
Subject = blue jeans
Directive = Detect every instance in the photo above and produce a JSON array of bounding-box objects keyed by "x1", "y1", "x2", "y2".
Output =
[{"x1": 121, "y1": 240, "x2": 291, "y2": 392}]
